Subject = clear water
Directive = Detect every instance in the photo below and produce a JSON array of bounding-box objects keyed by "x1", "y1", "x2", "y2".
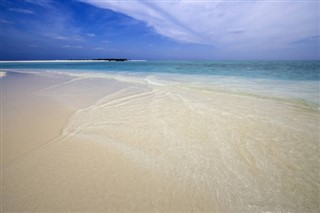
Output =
[{"x1": 1, "y1": 60, "x2": 319, "y2": 81}]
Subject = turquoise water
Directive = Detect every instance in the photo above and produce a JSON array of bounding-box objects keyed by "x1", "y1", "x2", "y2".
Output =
[
  {"x1": 1, "y1": 60, "x2": 319, "y2": 106},
  {"x1": 1, "y1": 60, "x2": 319, "y2": 81}
]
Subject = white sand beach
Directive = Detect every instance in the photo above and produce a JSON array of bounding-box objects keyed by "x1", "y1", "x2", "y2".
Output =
[{"x1": 1, "y1": 70, "x2": 319, "y2": 212}]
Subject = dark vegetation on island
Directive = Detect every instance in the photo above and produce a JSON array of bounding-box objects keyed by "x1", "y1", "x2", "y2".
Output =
[{"x1": 68, "y1": 58, "x2": 128, "y2": 61}]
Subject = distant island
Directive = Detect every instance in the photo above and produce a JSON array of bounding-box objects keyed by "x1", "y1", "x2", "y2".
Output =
[
  {"x1": 0, "y1": 59, "x2": 130, "y2": 63},
  {"x1": 68, "y1": 58, "x2": 128, "y2": 62}
]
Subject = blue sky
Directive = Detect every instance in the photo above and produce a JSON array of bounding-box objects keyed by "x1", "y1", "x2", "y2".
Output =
[{"x1": 0, "y1": 0, "x2": 319, "y2": 60}]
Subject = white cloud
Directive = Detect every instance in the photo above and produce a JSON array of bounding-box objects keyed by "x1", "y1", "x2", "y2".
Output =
[
  {"x1": 51, "y1": 34, "x2": 83, "y2": 41},
  {"x1": 87, "y1": 33, "x2": 95, "y2": 37},
  {"x1": 79, "y1": 1, "x2": 319, "y2": 51},
  {"x1": 8, "y1": 8, "x2": 34, "y2": 14}
]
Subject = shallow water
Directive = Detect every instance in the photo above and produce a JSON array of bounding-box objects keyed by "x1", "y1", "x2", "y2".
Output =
[
  {"x1": 2, "y1": 65, "x2": 320, "y2": 212},
  {"x1": 2, "y1": 60, "x2": 320, "y2": 80}
]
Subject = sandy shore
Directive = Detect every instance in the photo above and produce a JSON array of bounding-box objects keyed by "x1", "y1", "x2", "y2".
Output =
[{"x1": 2, "y1": 70, "x2": 319, "y2": 212}]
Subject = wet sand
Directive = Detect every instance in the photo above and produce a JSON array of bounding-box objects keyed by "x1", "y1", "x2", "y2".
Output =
[
  {"x1": 1, "y1": 72, "x2": 75, "y2": 165},
  {"x1": 1, "y1": 70, "x2": 319, "y2": 212}
]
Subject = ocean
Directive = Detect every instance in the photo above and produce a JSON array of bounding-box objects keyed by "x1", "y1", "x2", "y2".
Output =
[{"x1": 2, "y1": 60, "x2": 319, "y2": 80}]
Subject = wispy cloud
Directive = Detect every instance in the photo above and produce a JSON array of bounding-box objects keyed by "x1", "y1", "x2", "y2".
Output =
[
  {"x1": 62, "y1": 45, "x2": 83, "y2": 48},
  {"x1": 8, "y1": 8, "x2": 34, "y2": 14},
  {"x1": 87, "y1": 33, "x2": 95, "y2": 37},
  {"x1": 55, "y1": 35, "x2": 70, "y2": 40},
  {"x1": 51, "y1": 34, "x2": 83, "y2": 41},
  {"x1": 0, "y1": 19, "x2": 13, "y2": 24},
  {"x1": 24, "y1": 0, "x2": 53, "y2": 8},
  {"x1": 93, "y1": 47, "x2": 104, "y2": 50},
  {"x1": 79, "y1": 0, "x2": 319, "y2": 52}
]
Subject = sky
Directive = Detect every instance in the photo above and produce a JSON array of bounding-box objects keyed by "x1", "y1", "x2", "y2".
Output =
[{"x1": 0, "y1": 0, "x2": 319, "y2": 60}]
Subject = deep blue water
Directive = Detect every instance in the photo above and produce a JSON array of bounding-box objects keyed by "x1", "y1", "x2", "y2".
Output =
[{"x1": 1, "y1": 60, "x2": 319, "y2": 81}]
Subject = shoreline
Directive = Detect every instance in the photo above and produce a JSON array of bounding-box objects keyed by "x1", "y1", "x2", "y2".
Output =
[{"x1": 3, "y1": 68, "x2": 319, "y2": 108}]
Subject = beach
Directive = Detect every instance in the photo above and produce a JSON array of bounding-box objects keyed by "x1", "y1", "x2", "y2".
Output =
[
  {"x1": 2, "y1": 0, "x2": 319, "y2": 210},
  {"x1": 1, "y1": 63, "x2": 319, "y2": 212}
]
